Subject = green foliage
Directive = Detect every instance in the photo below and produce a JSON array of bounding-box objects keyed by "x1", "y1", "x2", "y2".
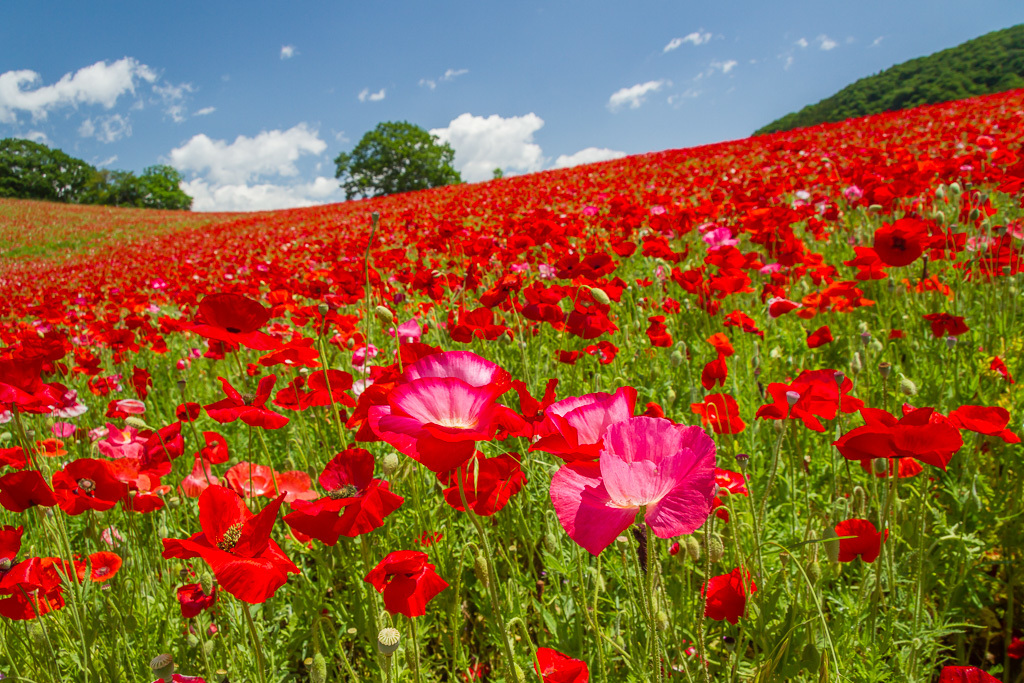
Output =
[
  {"x1": 0, "y1": 138, "x2": 96, "y2": 203},
  {"x1": 0, "y1": 138, "x2": 192, "y2": 210},
  {"x1": 334, "y1": 121, "x2": 462, "y2": 200},
  {"x1": 756, "y1": 24, "x2": 1024, "y2": 135}
]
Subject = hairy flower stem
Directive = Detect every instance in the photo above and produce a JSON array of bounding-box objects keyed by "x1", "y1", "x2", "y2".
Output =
[
  {"x1": 757, "y1": 426, "x2": 787, "y2": 530},
  {"x1": 363, "y1": 211, "x2": 379, "y2": 355},
  {"x1": 507, "y1": 617, "x2": 545, "y2": 683},
  {"x1": 456, "y1": 478, "x2": 519, "y2": 682},
  {"x1": 639, "y1": 523, "x2": 664, "y2": 683},
  {"x1": 242, "y1": 602, "x2": 268, "y2": 683},
  {"x1": 408, "y1": 616, "x2": 423, "y2": 683}
]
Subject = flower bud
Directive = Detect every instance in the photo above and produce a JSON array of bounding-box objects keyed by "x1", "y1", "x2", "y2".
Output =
[
  {"x1": 945, "y1": 335, "x2": 957, "y2": 350},
  {"x1": 968, "y1": 208, "x2": 981, "y2": 223},
  {"x1": 665, "y1": 387, "x2": 677, "y2": 407},
  {"x1": 707, "y1": 534, "x2": 725, "y2": 563},
  {"x1": 374, "y1": 306, "x2": 394, "y2": 324},
  {"x1": 589, "y1": 287, "x2": 611, "y2": 306},
  {"x1": 873, "y1": 457, "x2": 889, "y2": 475},
  {"x1": 377, "y1": 627, "x2": 401, "y2": 655},
  {"x1": 543, "y1": 532, "x2": 559, "y2": 554},
  {"x1": 381, "y1": 452, "x2": 400, "y2": 476},
  {"x1": 656, "y1": 610, "x2": 670, "y2": 631},
  {"x1": 149, "y1": 654, "x2": 175, "y2": 681},
  {"x1": 899, "y1": 375, "x2": 917, "y2": 397},
  {"x1": 685, "y1": 536, "x2": 701, "y2": 562},
  {"x1": 669, "y1": 349, "x2": 684, "y2": 368},
  {"x1": 474, "y1": 552, "x2": 489, "y2": 588},
  {"x1": 318, "y1": 303, "x2": 329, "y2": 315},
  {"x1": 125, "y1": 416, "x2": 151, "y2": 430},
  {"x1": 852, "y1": 486, "x2": 867, "y2": 517},
  {"x1": 806, "y1": 561, "x2": 822, "y2": 584},
  {"x1": 200, "y1": 572, "x2": 214, "y2": 596},
  {"x1": 850, "y1": 352, "x2": 863, "y2": 375},
  {"x1": 868, "y1": 204, "x2": 883, "y2": 214},
  {"x1": 823, "y1": 528, "x2": 840, "y2": 563}
]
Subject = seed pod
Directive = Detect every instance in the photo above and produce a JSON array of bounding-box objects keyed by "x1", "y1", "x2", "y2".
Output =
[
  {"x1": 317, "y1": 303, "x2": 330, "y2": 315},
  {"x1": 149, "y1": 654, "x2": 175, "y2": 681},
  {"x1": 877, "y1": 362, "x2": 891, "y2": 379},
  {"x1": 707, "y1": 534, "x2": 725, "y2": 563},
  {"x1": 377, "y1": 627, "x2": 401, "y2": 655}
]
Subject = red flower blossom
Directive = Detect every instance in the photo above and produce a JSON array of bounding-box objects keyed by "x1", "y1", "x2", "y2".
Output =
[
  {"x1": 691, "y1": 393, "x2": 745, "y2": 434},
  {"x1": 0, "y1": 447, "x2": 27, "y2": 470},
  {"x1": 703, "y1": 568, "x2": 756, "y2": 624},
  {"x1": 834, "y1": 406, "x2": 963, "y2": 470},
  {"x1": 86, "y1": 551, "x2": 122, "y2": 582},
  {"x1": 0, "y1": 470, "x2": 58, "y2": 512},
  {"x1": 806, "y1": 325, "x2": 833, "y2": 348},
  {"x1": 872, "y1": 218, "x2": 928, "y2": 267},
  {"x1": 0, "y1": 526, "x2": 65, "y2": 620},
  {"x1": 756, "y1": 369, "x2": 863, "y2": 432},
  {"x1": 205, "y1": 375, "x2": 289, "y2": 430},
  {"x1": 701, "y1": 355, "x2": 728, "y2": 390},
  {"x1": 834, "y1": 518, "x2": 887, "y2": 563},
  {"x1": 646, "y1": 315, "x2": 673, "y2": 347},
  {"x1": 535, "y1": 647, "x2": 589, "y2": 683},
  {"x1": 922, "y1": 313, "x2": 969, "y2": 338},
  {"x1": 364, "y1": 550, "x2": 448, "y2": 617},
  {"x1": 439, "y1": 451, "x2": 526, "y2": 516},
  {"x1": 52, "y1": 458, "x2": 129, "y2": 515},
  {"x1": 530, "y1": 386, "x2": 637, "y2": 462},
  {"x1": 947, "y1": 405, "x2": 1020, "y2": 444},
  {"x1": 0, "y1": 358, "x2": 62, "y2": 413},
  {"x1": 990, "y1": 356, "x2": 1015, "y2": 384},
  {"x1": 177, "y1": 582, "x2": 218, "y2": 618},
  {"x1": 188, "y1": 293, "x2": 280, "y2": 351},
  {"x1": 283, "y1": 448, "x2": 403, "y2": 544},
  {"x1": 937, "y1": 666, "x2": 1000, "y2": 682},
  {"x1": 161, "y1": 486, "x2": 300, "y2": 604}
]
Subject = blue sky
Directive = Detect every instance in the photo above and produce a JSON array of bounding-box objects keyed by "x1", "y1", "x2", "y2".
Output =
[{"x1": 2, "y1": 1, "x2": 1022, "y2": 210}]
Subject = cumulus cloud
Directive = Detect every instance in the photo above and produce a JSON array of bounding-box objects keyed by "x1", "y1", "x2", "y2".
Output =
[
  {"x1": 280, "y1": 45, "x2": 296, "y2": 59},
  {"x1": 358, "y1": 87, "x2": 386, "y2": 102},
  {"x1": 152, "y1": 81, "x2": 194, "y2": 122},
  {"x1": 194, "y1": 106, "x2": 216, "y2": 116},
  {"x1": 553, "y1": 147, "x2": 627, "y2": 169},
  {"x1": 664, "y1": 31, "x2": 712, "y2": 52},
  {"x1": 430, "y1": 113, "x2": 545, "y2": 182},
  {"x1": 817, "y1": 34, "x2": 838, "y2": 50},
  {"x1": 96, "y1": 155, "x2": 118, "y2": 167},
  {"x1": 711, "y1": 59, "x2": 738, "y2": 74},
  {"x1": 420, "y1": 68, "x2": 468, "y2": 90},
  {"x1": 169, "y1": 123, "x2": 327, "y2": 185},
  {"x1": 78, "y1": 114, "x2": 132, "y2": 143},
  {"x1": 182, "y1": 176, "x2": 344, "y2": 212},
  {"x1": 795, "y1": 37, "x2": 809, "y2": 48},
  {"x1": 24, "y1": 130, "x2": 49, "y2": 145},
  {"x1": 0, "y1": 57, "x2": 157, "y2": 124},
  {"x1": 607, "y1": 80, "x2": 667, "y2": 111}
]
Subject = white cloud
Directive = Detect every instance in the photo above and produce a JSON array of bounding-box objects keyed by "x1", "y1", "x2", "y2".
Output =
[
  {"x1": 784, "y1": 55, "x2": 795, "y2": 70},
  {"x1": 182, "y1": 176, "x2": 344, "y2": 212},
  {"x1": 152, "y1": 81, "x2": 194, "y2": 122},
  {"x1": 96, "y1": 155, "x2": 118, "y2": 167},
  {"x1": 280, "y1": 45, "x2": 296, "y2": 59},
  {"x1": 358, "y1": 87, "x2": 386, "y2": 102},
  {"x1": 334, "y1": 130, "x2": 349, "y2": 144},
  {"x1": 419, "y1": 78, "x2": 437, "y2": 90},
  {"x1": 607, "y1": 80, "x2": 667, "y2": 111},
  {"x1": 169, "y1": 123, "x2": 327, "y2": 184},
  {"x1": 795, "y1": 37, "x2": 809, "y2": 48},
  {"x1": 78, "y1": 114, "x2": 132, "y2": 143},
  {"x1": 194, "y1": 106, "x2": 216, "y2": 116},
  {"x1": 667, "y1": 88, "x2": 701, "y2": 105},
  {"x1": 818, "y1": 34, "x2": 838, "y2": 50},
  {"x1": 430, "y1": 113, "x2": 545, "y2": 182},
  {"x1": 712, "y1": 59, "x2": 738, "y2": 74},
  {"x1": 870, "y1": 36, "x2": 884, "y2": 48},
  {"x1": 0, "y1": 57, "x2": 156, "y2": 124},
  {"x1": 24, "y1": 130, "x2": 49, "y2": 145},
  {"x1": 553, "y1": 147, "x2": 627, "y2": 169},
  {"x1": 443, "y1": 68, "x2": 468, "y2": 81},
  {"x1": 664, "y1": 31, "x2": 712, "y2": 52}
]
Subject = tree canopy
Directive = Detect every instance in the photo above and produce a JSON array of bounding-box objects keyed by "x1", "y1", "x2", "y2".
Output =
[
  {"x1": 755, "y1": 24, "x2": 1024, "y2": 135},
  {"x1": 334, "y1": 121, "x2": 462, "y2": 200},
  {"x1": 0, "y1": 138, "x2": 193, "y2": 210}
]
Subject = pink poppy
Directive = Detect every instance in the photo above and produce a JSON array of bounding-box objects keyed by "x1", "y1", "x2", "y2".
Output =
[
  {"x1": 96, "y1": 423, "x2": 146, "y2": 460},
  {"x1": 550, "y1": 416, "x2": 716, "y2": 556},
  {"x1": 530, "y1": 386, "x2": 637, "y2": 461}
]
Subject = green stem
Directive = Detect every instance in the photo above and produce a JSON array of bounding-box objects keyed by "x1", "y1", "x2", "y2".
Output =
[{"x1": 242, "y1": 602, "x2": 268, "y2": 683}]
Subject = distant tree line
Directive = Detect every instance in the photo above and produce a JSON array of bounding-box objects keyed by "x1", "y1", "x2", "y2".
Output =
[
  {"x1": 0, "y1": 138, "x2": 193, "y2": 210},
  {"x1": 755, "y1": 24, "x2": 1024, "y2": 135}
]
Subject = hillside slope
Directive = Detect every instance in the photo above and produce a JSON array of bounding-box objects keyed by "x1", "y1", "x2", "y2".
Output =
[{"x1": 755, "y1": 24, "x2": 1024, "y2": 135}]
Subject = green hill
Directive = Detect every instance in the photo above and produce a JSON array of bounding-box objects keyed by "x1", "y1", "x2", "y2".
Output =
[{"x1": 755, "y1": 24, "x2": 1024, "y2": 135}]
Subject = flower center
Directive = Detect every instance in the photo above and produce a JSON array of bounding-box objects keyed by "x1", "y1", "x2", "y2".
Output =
[
  {"x1": 327, "y1": 484, "x2": 361, "y2": 500},
  {"x1": 433, "y1": 415, "x2": 478, "y2": 430},
  {"x1": 217, "y1": 522, "x2": 245, "y2": 552},
  {"x1": 226, "y1": 326, "x2": 242, "y2": 334},
  {"x1": 891, "y1": 236, "x2": 907, "y2": 251},
  {"x1": 94, "y1": 566, "x2": 110, "y2": 577},
  {"x1": 77, "y1": 478, "x2": 96, "y2": 493},
  {"x1": 239, "y1": 392, "x2": 257, "y2": 405}
]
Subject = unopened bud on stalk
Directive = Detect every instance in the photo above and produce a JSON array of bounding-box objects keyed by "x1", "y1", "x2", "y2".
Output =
[
  {"x1": 381, "y1": 452, "x2": 400, "y2": 476},
  {"x1": 149, "y1": 654, "x2": 175, "y2": 681},
  {"x1": 707, "y1": 534, "x2": 725, "y2": 563},
  {"x1": 852, "y1": 486, "x2": 867, "y2": 517},
  {"x1": 873, "y1": 458, "x2": 890, "y2": 476},
  {"x1": 589, "y1": 287, "x2": 611, "y2": 306},
  {"x1": 868, "y1": 204, "x2": 883, "y2": 214},
  {"x1": 0, "y1": 433, "x2": 11, "y2": 443},
  {"x1": 878, "y1": 362, "x2": 891, "y2": 379},
  {"x1": 833, "y1": 370, "x2": 845, "y2": 386},
  {"x1": 28, "y1": 620, "x2": 46, "y2": 648},
  {"x1": 935, "y1": 185, "x2": 947, "y2": 200},
  {"x1": 543, "y1": 532, "x2": 559, "y2": 554},
  {"x1": 125, "y1": 416, "x2": 151, "y2": 430},
  {"x1": 823, "y1": 528, "x2": 840, "y2": 563},
  {"x1": 306, "y1": 652, "x2": 327, "y2": 683},
  {"x1": 656, "y1": 610, "x2": 670, "y2": 631},
  {"x1": 474, "y1": 552, "x2": 490, "y2": 587},
  {"x1": 935, "y1": 211, "x2": 947, "y2": 226},
  {"x1": 200, "y1": 572, "x2": 214, "y2": 596},
  {"x1": 968, "y1": 208, "x2": 981, "y2": 223},
  {"x1": 806, "y1": 561, "x2": 822, "y2": 584},
  {"x1": 685, "y1": 536, "x2": 701, "y2": 562},
  {"x1": 374, "y1": 306, "x2": 394, "y2": 324},
  {"x1": 850, "y1": 352, "x2": 863, "y2": 375},
  {"x1": 665, "y1": 387, "x2": 677, "y2": 407},
  {"x1": 899, "y1": 375, "x2": 918, "y2": 397},
  {"x1": 318, "y1": 303, "x2": 329, "y2": 315},
  {"x1": 669, "y1": 349, "x2": 684, "y2": 368},
  {"x1": 377, "y1": 627, "x2": 401, "y2": 655},
  {"x1": 949, "y1": 182, "x2": 962, "y2": 196}
]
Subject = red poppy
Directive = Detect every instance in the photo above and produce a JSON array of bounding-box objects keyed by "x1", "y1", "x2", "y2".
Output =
[
  {"x1": 439, "y1": 451, "x2": 526, "y2": 516},
  {"x1": 873, "y1": 218, "x2": 928, "y2": 267},
  {"x1": 806, "y1": 325, "x2": 833, "y2": 348},
  {"x1": 937, "y1": 666, "x2": 1000, "y2": 682},
  {"x1": 188, "y1": 293, "x2": 280, "y2": 351},
  {"x1": 0, "y1": 447, "x2": 27, "y2": 470},
  {"x1": 646, "y1": 316, "x2": 673, "y2": 347},
  {"x1": 131, "y1": 366, "x2": 152, "y2": 400},
  {"x1": 224, "y1": 462, "x2": 278, "y2": 499},
  {"x1": 859, "y1": 456, "x2": 923, "y2": 479},
  {"x1": 712, "y1": 468, "x2": 749, "y2": 522},
  {"x1": 0, "y1": 470, "x2": 58, "y2": 512},
  {"x1": 179, "y1": 457, "x2": 220, "y2": 498},
  {"x1": 177, "y1": 582, "x2": 218, "y2": 618},
  {"x1": 701, "y1": 355, "x2": 728, "y2": 390},
  {"x1": 691, "y1": 393, "x2": 746, "y2": 434},
  {"x1": 703, "y1": 567, "x2": 756, "y2": 624},
  {"x1": 990, "y1": 356, "x2": 1015, "y2": 384},
  {"x1": 51, "y1": 458, "x2": 129, "y2": 515},
  {"x1": 301, "y1": 369, "x2": 357, "y2": 409},
  {"x1": 922, "y1": 313, "x2": 969, "y2": 338},
  {"x1": 364, "y1": 550, "x2": 448, "y2": 617},
  {"x1": 834, "y1": 518, "x2": 887, "y2": 563},
  {"x1": 205, "y1": 375, "x2": 289, "y2": 430},
  {"x1": 258, "y1": 337, "x2": 321, "y2": 368},
  {"x1": 176, "y1": 402, "x2": 203, "y2": 422},
  {"x1": 535, "y1": 647, "x2": 589, "y2": 683},
  {"x1": 0, "y1": 358, "x2": 62, "y2": 413},
  {"x1": 197, "y1": 431, "x2": 231, "y2": 464},
  {"x1": 756, "y1": 369, "x2": 863, "y2": 432},
  {"x1": 284, "y1": 448, "x2": 404, "y2": 544},
  {"x1": 86, "y1": 551, "x2": 122, "y2": 582},
  {"x1": 834, "y1": 406, "x2": 963, "y2": 470},
  {"x1": 161, "y1": 486, "x2": 300, "y2": 604},
  {"x1": 947, "y1": 405, "x2": 1020, "y2": 444}
]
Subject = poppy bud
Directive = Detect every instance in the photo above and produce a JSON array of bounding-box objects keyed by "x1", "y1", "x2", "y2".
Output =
[
  {"x1": 307, "y1": 652, "x2": 327, "y2": 683},
  {"x1": 381, "y1": 452, "x2": 400, "y2": 476},
  {"x1": 852, "y1": 486, "x2": 867, "y2": 517},
  {"x1": 823, "y1": 528, "x2": 840, "y2": 563},
  {"x1": 187, "y1": 633, "x2": 199, "y2": 648},
  {"x1": 125, "y1": 416, "x2": 151, "y2": 430},
  {"x1": 968, "y1": 208, "x2": 980, "y2": 223},
  {"x1": 685, "y1": 536, "x2": 701, "y2": 562},
  {"x1": 898, "y1": 375, "x2": 917, "y2": 397},
  {"x1": 474, "y1": 551, "x2": 489, "y2": 588},
  {"x1": 850, "y1": 352, "x2": 863, "y2": 375},
  {"x1": 868, "y1": 204, "x2": 883, "y2": 214},
  {"x1": 513, "y1": 663, "x2": 526, "y2": 683},
  {"x1": 833, "y1": 370, "x2": 845, "y2": 386},
  {"x1": 708, "y1": 534, "x2": 725, "y2": 563},
  {"x1": 200, "y1": 571, "x2": 214, "y2": 596},
  {"x1": 149, "y1": 654, "x2": 175, "y2": 680},
  {"x1": 543, "y1": 532, "x2": 559, "y2": 554},
  {"x1": 872, "y1": 458, "x2": 889, "y2": 475},
  {"x1": 589, "y1": 287, "x2": 611, "y2": 306},
  {"x1": 28, "y1": 621, "x2": 46, "y2": 648},
  {"x1": 317, "y1": 303, "x2": 329, "y2": 315},
  {"x1": 934, "y1": 211, "x2": 947, "y2": 226},
  {"x1": 374, "y1": 306, "x2": 395, "y2": 324},
  {"x1": 670, "y1": 349, "x2": 684, "y2": 367},
  {"x1": 806, "y1": 561, "x2": 822, "y2": 584},
  {"x1": 877, "y1": 362, "x2": 891, "y2": 379},
  {"x1": 656, "y1": 610, "x2": 670, "y2": 631},
  {"x1": 377, "y1": 627, "x2": 401, "y2": 655},
  {"x1": 665, "y1": 386, "x2": 678, "y2": 407},
  {"x1": 0, "y1": 432, "x2": 11, "y2": 443},
  {"x1": 935, "y1": 185, "x2": 946, "y2": 200},
  {"x1": 949, "y1": 182, "x2": 961, "y2": 196}
]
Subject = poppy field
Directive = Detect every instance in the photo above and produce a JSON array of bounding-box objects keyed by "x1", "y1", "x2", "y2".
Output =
[{"x1": 2, "y1": 89, "x2": 1024, "y2": 683}]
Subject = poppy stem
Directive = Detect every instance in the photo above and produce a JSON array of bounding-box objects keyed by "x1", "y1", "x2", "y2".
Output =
[
  {"x1": 242, "y1": 602, "x2": 268, "y2": 683},
  {"x1": 407, "y1": 615, "x2": 422, "y2": 683}
]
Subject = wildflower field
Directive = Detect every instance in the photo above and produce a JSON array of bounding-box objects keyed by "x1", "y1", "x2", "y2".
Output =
[{"x1": 2, "y1": 89, "x2": 1024, "y2": 683}]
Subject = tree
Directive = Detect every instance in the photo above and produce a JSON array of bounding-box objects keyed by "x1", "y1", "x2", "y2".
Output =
[
  {"x1": 334, "y1": 121, "x2": 461, "y2": 200},
  {"x1": 137, "y1": 165, "x2": 193, "y2": 210},
  {"x1": 0, "y1": 138, "x2": 96, "y2": 202}
]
